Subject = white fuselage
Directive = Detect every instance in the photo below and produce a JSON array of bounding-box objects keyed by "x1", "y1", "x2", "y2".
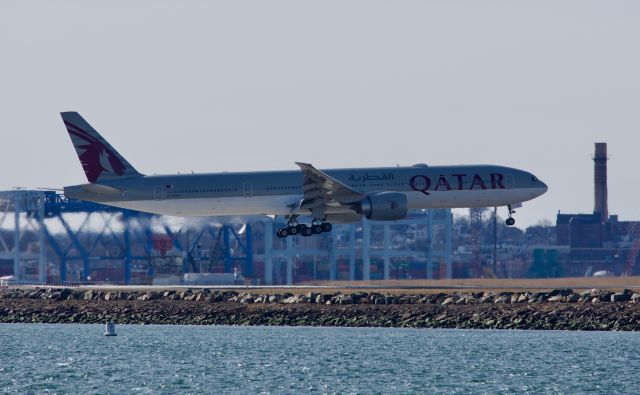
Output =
[
  {"x1": 101, "y1": 188, "x2": 546, "y2": 217},
  {"x1": 64, "y1": 164, "x2": 548, "y2": 221}
]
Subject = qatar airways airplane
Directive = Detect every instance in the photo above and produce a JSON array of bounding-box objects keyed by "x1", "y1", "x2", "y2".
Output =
[{"x1": 61, "y1": 112, "x2": 548, "y2": 238}]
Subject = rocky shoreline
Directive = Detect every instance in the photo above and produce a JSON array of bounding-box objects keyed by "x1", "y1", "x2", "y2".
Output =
[{"x1": 2, "y1": 287, "x2": 640, "y2": 330}]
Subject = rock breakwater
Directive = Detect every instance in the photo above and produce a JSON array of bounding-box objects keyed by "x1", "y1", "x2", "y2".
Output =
[{"x1": 1, "y1": 287, "x2": 640, "y2": 330}]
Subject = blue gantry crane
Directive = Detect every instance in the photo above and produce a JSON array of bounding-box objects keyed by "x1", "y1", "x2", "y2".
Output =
[
  {"x1": 0, "y1": 190, "x2": 254, "y2": 284},
  {"x1": 0, "y1": 190, "x2": 452, "y2": 285}
]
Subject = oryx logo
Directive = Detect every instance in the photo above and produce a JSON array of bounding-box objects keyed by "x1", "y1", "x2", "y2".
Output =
[{"x1": 64, "y1": 120, "x2": 126, "y2": 182}]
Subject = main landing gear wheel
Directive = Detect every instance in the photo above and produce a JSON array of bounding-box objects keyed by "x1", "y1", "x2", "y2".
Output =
[
  {"x1": 276, "y1": 228, "x2": 288, "y2": 238},
  {"x1": 311, "y1": 224, "x2": 323, "y2": 234},
  {"x1": 287, "y1": 225, "x2": 299, "y2": 236},
  {"x1": 301, "y1": 226, "x2": 313, "y2": 237},
  {"x1": 321, "y1": 223, "x2": 332, "y2": 233}
]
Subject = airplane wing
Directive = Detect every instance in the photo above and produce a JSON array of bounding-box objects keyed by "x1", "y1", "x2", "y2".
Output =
[{"x1": 295, "y1": 162, "x2": 364, "y2": 206}]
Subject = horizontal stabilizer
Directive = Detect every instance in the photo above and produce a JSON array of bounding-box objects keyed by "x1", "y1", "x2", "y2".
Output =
[{"x1": 82, "y1": 183, "x2": 122, "y2": 195}]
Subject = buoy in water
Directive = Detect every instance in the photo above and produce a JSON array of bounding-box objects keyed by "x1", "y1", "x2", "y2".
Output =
[{"x1": 104, "y1": 322, "x2": 117, "y2": 336}]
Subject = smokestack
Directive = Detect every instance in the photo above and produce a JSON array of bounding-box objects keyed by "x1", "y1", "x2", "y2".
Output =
[{"x1": 593, "y1": 142, "x2": 608, "y2": 223}]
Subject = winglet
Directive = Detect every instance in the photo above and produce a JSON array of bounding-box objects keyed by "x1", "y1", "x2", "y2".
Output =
[{"x1": 61, "y1": 112, "x2": 143, "y2": 183}]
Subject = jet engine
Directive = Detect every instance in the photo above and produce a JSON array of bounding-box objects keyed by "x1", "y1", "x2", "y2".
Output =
[{"x1": 355, "y1": 192, "x2": 408, "y2": 221}]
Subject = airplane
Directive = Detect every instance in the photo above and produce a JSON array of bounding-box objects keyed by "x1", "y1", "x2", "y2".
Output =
[{"x1": 61, "y1": 112, "x2": 548, "y2": 238}]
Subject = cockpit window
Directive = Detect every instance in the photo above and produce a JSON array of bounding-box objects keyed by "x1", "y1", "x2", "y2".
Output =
[{"x1": 532, "y1": 176, "x2": 538, "y2": 182}]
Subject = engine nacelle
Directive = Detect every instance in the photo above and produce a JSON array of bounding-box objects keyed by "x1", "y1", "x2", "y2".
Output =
[{"x1": 357, "y1": 192, "x2": 408, "y2": 221}]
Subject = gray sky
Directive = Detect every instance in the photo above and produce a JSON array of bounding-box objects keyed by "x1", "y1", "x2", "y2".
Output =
[{"x1": 1, "y1": 1, "x2": 638, "y2": 228}]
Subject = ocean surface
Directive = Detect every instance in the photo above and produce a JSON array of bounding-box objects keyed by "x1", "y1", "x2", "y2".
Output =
[{"x1": 0, "y1": 324, "x2": 638, "y2": 394}]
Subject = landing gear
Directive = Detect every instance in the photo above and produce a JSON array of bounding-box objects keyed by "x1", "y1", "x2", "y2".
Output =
[
  {"x1": 276, "y1": 218, "x2": 333, "y2": 238},
  {"x1": 505, "y1": 205, "x2": 516, "y2": 226},
  {"x1": 276, "y1": 218, "x2": 299, "y2": 238},
  {"x1": 310, "y1": 218, "x2": 329, "y2": 234},
  {"x1": 301, "y1": 225, "x2": 314, "y2": 237}
]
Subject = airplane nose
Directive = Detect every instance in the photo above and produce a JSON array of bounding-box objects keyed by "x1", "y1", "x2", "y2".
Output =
[
  {"x1": 530, "y1": 174, "x2": 548, "y2": 196},
  {"x1": 539, "y1": 180, "x2": 548, "y2": 195}
]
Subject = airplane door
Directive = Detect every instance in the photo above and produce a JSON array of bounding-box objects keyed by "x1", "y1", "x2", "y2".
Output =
[
  {"x1": 506, "y1": 174, "x2": 515, "y2": 189},
  {"x1": 243, "y1": 182, "x2": 253, "y2": 197},
  {"x1": 154, "y1": 185, "x2": 166, "y2": 200}
]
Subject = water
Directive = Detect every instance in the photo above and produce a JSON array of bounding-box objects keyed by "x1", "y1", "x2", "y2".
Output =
[{"x1": 0, "y1": 324, "x2": 638, "y2": 394}]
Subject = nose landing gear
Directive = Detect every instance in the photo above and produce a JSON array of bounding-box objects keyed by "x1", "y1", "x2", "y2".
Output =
[{"x1": 506, "y1": 205, "x2": 516, "y2": 226}]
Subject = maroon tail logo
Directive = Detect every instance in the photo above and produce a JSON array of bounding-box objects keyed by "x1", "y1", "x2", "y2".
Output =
[{"x1": 64, "y1": 121, "x2": 126, "y2": 182}]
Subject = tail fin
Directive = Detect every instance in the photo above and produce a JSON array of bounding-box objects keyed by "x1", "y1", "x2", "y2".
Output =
[{"x1": 61, "y1": 112, "x2": 143, "y2": 183}]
